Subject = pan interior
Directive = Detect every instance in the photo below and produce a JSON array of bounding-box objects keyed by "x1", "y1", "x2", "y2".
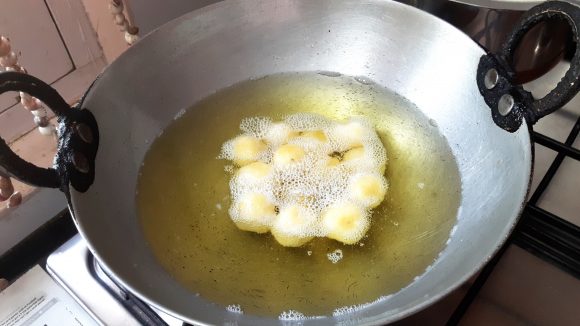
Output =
[{"x1": 136, "y1": 72, "x2": 462, "y2": 317}]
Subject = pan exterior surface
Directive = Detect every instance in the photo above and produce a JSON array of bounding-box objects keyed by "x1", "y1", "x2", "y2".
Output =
[{"x1": 69, "y1": 0, "x2": 532, "y2": 324}]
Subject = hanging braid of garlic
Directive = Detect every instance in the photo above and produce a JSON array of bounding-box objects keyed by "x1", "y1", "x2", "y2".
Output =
[
  {"x1": 0, "y1": 35, "x2": 62, "y2": 208},
  {"x1": 109, "y1": 0, "x2": 140, "y2": 45}
]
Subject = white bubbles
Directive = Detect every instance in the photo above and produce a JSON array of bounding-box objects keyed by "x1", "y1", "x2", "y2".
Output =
[
  {"x1": 333, "y1": 306, "x2": 357, "y2": 317},
  {"x1": 285, "y1": 112, "x2": 331, "y2": 131},
  {"x1": 264, "y1": 122, "x2": 298, "y2": 146},
  {"x1": 224, "y1": 164, "x2": 234, "y2": 174},
  {"x1": 240, "y1": 116, "x2": 272, "y2": 138},
  {"x1": 332, "y1": 295, "x2": 392, "y2": 317},
  {"x1": 278, "y1": 310, "x2": 324, "y2": 321},
  {"x1": 219, "y1": 113, "x2": 388, "y2": 246},
  {"x1": 226, "y1": 304, "x2": 243, "y2": 314},
  {"x1": 279, "y1": 310, "x2": 306, "y2": 321},
  {"x1": 327, "y1": 249, "x2": 344, "y2": 264}
]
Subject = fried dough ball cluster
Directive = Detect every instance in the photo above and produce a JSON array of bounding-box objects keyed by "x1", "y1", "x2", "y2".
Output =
[{"x1": 219, "y1": 114, "x2": 387, "y2": 246}]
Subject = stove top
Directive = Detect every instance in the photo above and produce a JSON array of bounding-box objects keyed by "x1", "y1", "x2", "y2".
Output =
[{"x1": 46, "y1": 235, "x2": 183, "y2": 326}]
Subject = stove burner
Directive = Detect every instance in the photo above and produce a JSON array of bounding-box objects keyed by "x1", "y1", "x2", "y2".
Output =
[{"x1": 46, "y1": 235, "x2": 183, "y2": 326}]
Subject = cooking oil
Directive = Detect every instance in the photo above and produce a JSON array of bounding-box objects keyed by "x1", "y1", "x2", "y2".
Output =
[{"x1": 137, "y1": 72, "x2": 461, "y2": 316}]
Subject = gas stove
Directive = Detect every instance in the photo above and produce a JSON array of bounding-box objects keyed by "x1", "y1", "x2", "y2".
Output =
[{"x1": 46, "y1": 234, "x2": 182, "y2": 326}]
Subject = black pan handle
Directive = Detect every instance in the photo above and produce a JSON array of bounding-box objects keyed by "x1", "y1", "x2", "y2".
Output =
[
  {"x1": 0, "y1": 72, "x2": 98, "y2": 193},
  {"x1": 477, "y1": 1, "x2": 580, "y2": 132}
]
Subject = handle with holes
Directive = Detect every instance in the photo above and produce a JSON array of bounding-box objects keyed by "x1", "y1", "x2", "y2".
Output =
[
  {"x1": 477, "y1": 0, "x2": 580, "y2": 132},
  {"x1": 0, "y1": 72, "x2": 98, "y2": 193}
]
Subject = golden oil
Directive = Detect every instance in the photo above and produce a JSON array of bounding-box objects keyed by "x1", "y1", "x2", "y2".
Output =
[{"x1": 137, "y1": 72, "x2": 461, "y2": 316}]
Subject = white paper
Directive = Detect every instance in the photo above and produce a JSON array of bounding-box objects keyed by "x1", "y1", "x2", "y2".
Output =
[{"x1": 0, "y1": 265, "x2": 98, "y2": 326}]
